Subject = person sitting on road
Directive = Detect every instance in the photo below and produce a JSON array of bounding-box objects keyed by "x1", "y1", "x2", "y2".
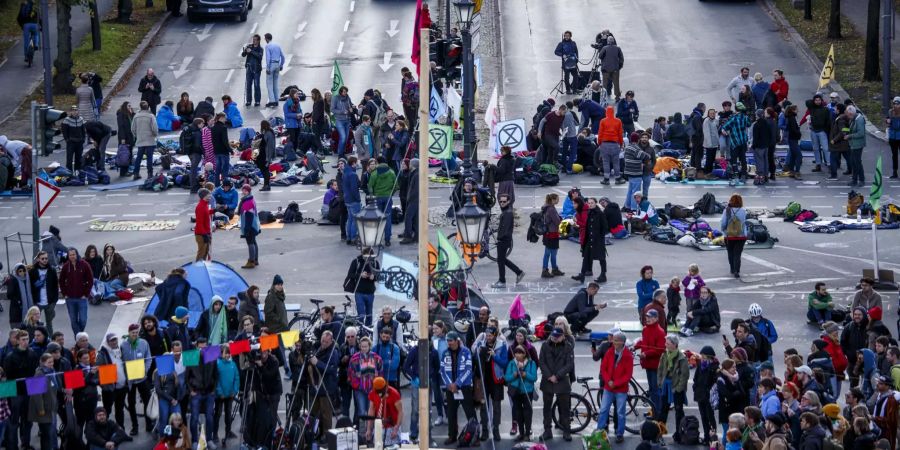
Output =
[
  {"x1": 852, "y1": 277, "x2": 883, "y2": 311},
  {"x1": 807, "y1": 282, "x2": 834, "y2": 326},
  {"x1": 628, "y1": 192, "x2": 659, "y2": 226},
  {"x1": 156, "y1": 101, "x2": 181, "y2": 132},
  {"x1": 599, "y1": 197, "x2": 628, "y2": 238},
  {"x1": 680, "y1": 286, "x2": 721, "y2": 336},
  {"x1": 221, "y1": 95, "x2": 243, "y2": 128},
  {"x1": 563, "y1": 282, "x2": 607, "y2": 334},
  {"x1": 212, "y1": 179, "x2": 239, "y2": 220}
]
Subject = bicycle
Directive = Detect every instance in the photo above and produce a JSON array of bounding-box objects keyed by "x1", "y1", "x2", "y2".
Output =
[
  {"x1": 446, "y1": 224, "x2": 510, "y2": 262},
  {"x1": 287, "y1": 296, "x2": 373, "y2": 342},
  {"x1": 551, "y1": 376, "x2": 653, "y2": 435}
]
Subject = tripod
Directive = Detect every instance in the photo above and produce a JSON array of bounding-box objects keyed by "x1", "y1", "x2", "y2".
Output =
[
  {"x1": 549, "y1": 67, "x2": 566, "y2": 97},
  {"x1": 579, "y1": 47, "x2": 603, "y2": 99}
]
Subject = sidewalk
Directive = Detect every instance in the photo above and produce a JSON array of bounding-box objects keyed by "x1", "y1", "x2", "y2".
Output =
[
  {"x1": 842, "y1": 3, "x2": 900, "y2": 69},
  {"x1": 0, "y1": 0, "x2": 115, "y2": 123}
]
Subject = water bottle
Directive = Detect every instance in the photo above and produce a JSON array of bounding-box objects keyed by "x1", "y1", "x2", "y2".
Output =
[{"x1": 857, "y1": 209, "x2": 862, "y2": 223}]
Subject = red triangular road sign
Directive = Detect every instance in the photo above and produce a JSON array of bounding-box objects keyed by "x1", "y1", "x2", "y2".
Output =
[{"x1": 35, "y1": 178, "x2": 60, "y2": 218}]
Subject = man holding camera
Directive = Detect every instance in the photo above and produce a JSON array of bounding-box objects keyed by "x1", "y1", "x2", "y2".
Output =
[
  {"x1": 241, "y1": 34, "x2": 264, "y2": 107},
  {"x1": 554, "y1": 31, "x2": 579, "y2": 95},
  {"x1": 310, "y1": 330, "x2": 340, "y2": 435}
]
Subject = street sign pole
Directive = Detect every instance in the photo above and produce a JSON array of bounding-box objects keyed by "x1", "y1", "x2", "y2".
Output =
[
  {"x1": 39, "y1": 0, "x2": 52, "y2": 105},
  {"x1": 417, "y1": 27, "x2": 431, "y2": 450},
  {"x1": 30, "y1": 102, "x2": 40, "y2": 257}
]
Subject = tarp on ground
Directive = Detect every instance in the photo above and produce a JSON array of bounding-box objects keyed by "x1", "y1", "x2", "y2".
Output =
[{"x1": 145, "y1": 260, "x2": 249, "y2": 328}]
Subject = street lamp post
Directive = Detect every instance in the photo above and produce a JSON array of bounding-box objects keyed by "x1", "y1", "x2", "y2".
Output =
[
  {"x1": 454, "y1": 195, "x2": 488, "y2": 249},
  {"x1": 354, "y1": 198, "x2": 387, "y2": 250},
  {"x1": 454, "y1": 0, "x2": 476, "y2": 175}
]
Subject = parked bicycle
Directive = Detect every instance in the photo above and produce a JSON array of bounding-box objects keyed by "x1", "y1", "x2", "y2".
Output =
[{"x1": 551, "y1": 375, "x2": 653, "y2": 435}]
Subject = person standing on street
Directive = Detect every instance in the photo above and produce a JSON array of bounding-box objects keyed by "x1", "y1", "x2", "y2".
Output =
[
  {"x1": 886, "y1": 97, "x2": 900, "y2": 179},
  {"x1": 721, "y1": 103, "x2": 750, "y2": 181},
  {"x1": 596, "y1": 105, "x2": 624, "y2": 185},
  {"x1": 574, "y1": 197, "x2": 608, "y2": 283},
  {"x1": 540, "y1": 193, "x2": 563, "y2": 278},
  {"x1": 122, "y1": 323, "x2": 153, "y2": 435},
  {"x1": 400, "y1": 68, "x2": 419, "y2": 132},
  {"x1": 720, "y1": 194, "x2": 748, "y2": 278},
  {"x1": 490, "y1": 194, "x2": 523, "y2": 289},
  {"x1": 346, "y1": 248, "x2": 379, "y2": 326},
  {"x1": 137, "y1": 69, "x2": 162, "y2": 114},
  {"x1": 257, "y1": 119, "x2": 275, "y2": 191},
  {"x1": 751, "y1": 109, "x2": 773, "y2": 184},
  {"x1": 400, "y1": 158, "x2": 419, "y2": 244},
  {"x1": 332, "y1": 86, "x2": 355, "y2": 158},
  {"x1": 263, "y1": 275, "x2": 287, "y2": 334},
  {"x1": 655, "y1": 334, "x2": 690, "y2": 442},
  {"x1": 61, "y1": 106, "x2": 86, "y2": 174},
  {"x1": 726, "y1": 67, "x2": 753, "y2": 105},
  {"x1": 537, "y1": 105, "x2": 566, "y2": 166},
  {"x1": 597, "y1": 331, "x2": 633, "y2": 444},
  {"x1": 29, "y1": 251, "x2": 59, "y2": 335},
  {"x1": 211, "y1": 113, "x2": 230, "y2": 186},
  {"x1": 3, "y1": 329, "x2": 38, "y2": 450},
  {"x1": 238, "y1": 184, "x2": 260, "y2": 268},
  {"x1": 701, "y1": 108, "x2": 720, "y2": 174},
  {"x1": 597, "y1": 36, "x2": 624, "y2": 101},
  {"x1": 186, "y1": 337, "x2": 218, "y2": 448},
  {"x1": 616, "y1": 90, "x2": 640, "y2": 136},
  {"x1": 183, "y1": 118, "x2": 204, "y2": 193},
  {"x1": 263, "y1": 33, "x2": 283, "y2": 108},
  {"x1": 76, "y1": 74, "x2": 97, "y2": 122},
  {"x1": 367, "y1": 158, "x2": 396, "y2": 246},
  {"x1": 441, "y1": 331, "x2": 475, "y2": 446},
  {"x1": 131, "y1": 101, "x2": 158, "y2": 180},
  {"x1": 846, "y1": 105, "x2": 867, "y2": 187},
  {"x1": 805, "y1": 94, "x2": 832, "y2": 173},
  {"x1": 241, "y1": 34, "x2": 263, "y2": 107},
  {"x1": 623, "y1": 132, "x2": 651, "y2": 210},
  {"x1": 59, "y1": 248, "x2": 92, "y2": 336},
  {"x1": 554, "y1": 31, "x2": 579, "y2": 95},
  {"x1": 342, "y1": 156, "x2": 362, "y2": 245},
  {"x1": 540, "y1": 327, "x2": 574, "y2": 441},
  {"x1": 194, "y1": 189, "x2": 212, "y2": 261}
]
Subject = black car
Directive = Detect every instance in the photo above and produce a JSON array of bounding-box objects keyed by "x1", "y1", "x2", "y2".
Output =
[{"x1": 186, "y1": 0, "x2": 253, "y2": 22}]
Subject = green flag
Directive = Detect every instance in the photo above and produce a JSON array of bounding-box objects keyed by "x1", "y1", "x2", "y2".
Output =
[
  {"x1": 437, "y1": 232, "x2": 462, "y2": 271},
  {"x1": 182, "y1": 349, "x2": 200, "y2": 367},
  {"x1": 427, "y1": 124, "x2": 453, "y2": 159},
  {"x1": 331, "y1": 60, "x2": 344, "y2": 97},
  {"x1": 0, "y1": 380, "x2": 17, "y2": 398},
  {"x1": 871, "y1": 156, "x2": 883, "y2": 210}
]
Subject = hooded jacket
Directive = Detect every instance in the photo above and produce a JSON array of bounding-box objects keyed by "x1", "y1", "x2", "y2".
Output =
[
  {"x1": 597, "y1": 106, "x2": 623, "y2": 145},
  {"x1": 156, "y1": 104, "x2": 179, "y2": 131},
  {"x1": 223, "y1": 101, "x2": 243, "y2": 128},
  {"x1": 60, "y1": 249, "x2": 94, "y2": 298},
  {"x1": 841, "y1": 311, "x2": 870, "y2": 368},
  {"x1": 5, "y1": 263, "x2": 34, "y2": 325},
  {"x1": 665, "y1": 112, "x2": 689, "y2": 150},
  {"x1": 752, "y1": 115, "x2": 773, "y2": 149},
  {"x1": 538, "y1": 337, "x2": 574, "y2": 393},
  {"x1": 341, "y1": 164, "x2": 361, "y2": 205},
  {"x1": 121, "y1": 335, "x2": 151, "y2": 384},
  {"x1": 237, "y1": 288, "x2": 261, "y2": 323},
  {"x1": 153, "y1": 273, "x2": 190, "y2": 322},
  {"x1": 805, "y1": 98, "x2": 832, "y2": 133},
  {"x1": 263, "y1": 285, "x2": 288, "y2": 333},
  {"x1": 368, "y1": 163, "x2": 397, "y2": 198}
]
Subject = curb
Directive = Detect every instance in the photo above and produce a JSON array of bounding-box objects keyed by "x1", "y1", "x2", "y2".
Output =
[
  {"x1": 102, "y1": 11, "x2": 172, "y2": 111},
  {"x1": 761, "y1": 0, "x2": 888, "y2": 142}
]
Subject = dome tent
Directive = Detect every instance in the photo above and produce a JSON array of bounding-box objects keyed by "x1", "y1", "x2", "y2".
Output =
[{"x1": 146, "y1": 260, "x2": 249, "y2": 329}]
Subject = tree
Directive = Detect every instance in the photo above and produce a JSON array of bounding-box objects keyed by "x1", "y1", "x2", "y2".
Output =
[
  {"x1": 52, "y1": 0, "x2": 90, "y2": 95},
  {"x1": 804, "y1": 0, "x2": 812, "y2": 20},
  {"x1": 864, "y1": 0, "x2": 881, "y2": 82},
  {"x1": 828, "y1": 0, "x2": 842, "y2": 39}
]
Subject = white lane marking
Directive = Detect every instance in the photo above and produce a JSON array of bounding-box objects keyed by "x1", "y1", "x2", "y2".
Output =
[
  {"x1": 196, "y1": 23, "x2": 214, "y2": 42},
  {"x1": 73, "y1": 194, "x2": 95, "y2": 198},
  {"x1": 224, "y1": 68, "x2": 235, "y2": 84},
  {"x1": 250, "y1": 22, "x2": 258, "y2": 35},
  {"x1": 297, "y1": 195, "x2": 324, "y2": 206},
  {"x1": 122, "y1": 214, "x2": 148, "y2": 218},
  {"x1": 92, "y1": 214, "x2": 115, "y2": 218},
  {"x1": 776, "y1": 244, "x2": 900, "y2": 269},
  {"x1": 731, "y1": 278, "x2": 841, "y2": 291},
  {"x1": 337, "y1": 41, "x2": 344, "y2": 54},
  {"x1": 386, "y1": 19, "x2": 399, "y2": 37},
  {"x1": 349, "y1": 1, "x2": 355, "y2": 12},
  {"x1": 120, "y1": 234, "x2": 194, "y2": 252},
  {"x1": 344, "y1": 20, "x2": 350, "y2": 32},
  {"x1": 259, "y1": 2, "x2": 268, "y2": 14},
  {"x1": 155, "y1": 213, "x2": 180, "y2": 217},
  {"x1": 172, "y1": 56, "x2": 193, "y2": 79},
  {"x1": 57, "y1": 215, "x2": 83, "y2": 219},
  {"x1": 281, "y1": 54, "x2": 294, "y2": 75},
  {"x1": 166, "y1": 191, "x2": 189, "y2": 195},
  {"x1": 107, "y1": 193, "x2": 129, "y2": 197},
  {"x1": 741, "y1": 254, "x2": 794, "y2": 273},
  {"x1": 294, "y1": 21, "x2": 307, "y2": 39}
]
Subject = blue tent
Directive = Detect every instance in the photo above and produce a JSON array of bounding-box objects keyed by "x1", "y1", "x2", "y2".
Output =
[{"x1": 146, "y1": 260, "x2": 249, "y2": 329}]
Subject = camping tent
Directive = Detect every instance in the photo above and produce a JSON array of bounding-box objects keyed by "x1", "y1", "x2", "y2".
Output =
[{"x1": 146, "y1": 260, "x2": 249, "y2": 329}]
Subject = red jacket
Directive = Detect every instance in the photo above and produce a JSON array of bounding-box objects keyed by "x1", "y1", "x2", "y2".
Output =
[
  {"x1": 600, "y1": 345, "x2": 633, "y2": 393},
  {"x1": 195, "y1": 199, "x2": 212, "y2": 235},
  {"x1": 823, "y1": 334, "x2": 849, "y2": 375},
  {"x1": 597, "y1": 106, "x2": 623, "y2": 145},
  {"x1": 59, "y1": 259, "x2": 94, "y2": 298},
  {"x1": 635, "y1": 322, "x2": 665, "y2": 370},
  {"x1": 576, "y1": 209, "x2": 588, "y2": 245},
  {"x1": 770, "y1": 78, "x2": 789, "y2": 103}
]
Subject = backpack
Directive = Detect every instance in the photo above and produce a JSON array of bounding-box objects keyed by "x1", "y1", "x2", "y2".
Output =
[
  {"x1": 583, "y1": 429, "x2": 612, "y2": 450},
  {"x1": 747, "y1": 220, "x2": 769, "y2": 243},
  {"x1": 677, "y1": 416, "x2": 701, "y2": 445},
  {"x1": 847, "y1": 191, "x2": 865, "y2": 215},
  {"x1": 693, "y1": 193, "x2": 723, "y2": 215},
  {"x1": 301, "y1": 170, "x2": 320, "y2": 185},
  {"x1": 372, "y1": 100, "x2": 388, "y2": 128},
  {"x1": 648, "y1": 226, "x2": 678, "y2": 244},
  {"x1": 784, "y1": 201, "x2": 802, "y2": 221},
  {"x1": 258, "y1": 210, "x2": 276, "y2": 224},
  {"x1": 538, "y1": 163, "x2": 558, "y2": 175},
  {"x1": 391, "y1": 206, "x2": 403, "y2": 224},
  {"x1": 179, "y1": 126, "x2": 196, "y2": 155},
  {"x1": 456, "y1": 418, "x2": 480, "y2": 447},
  {"x1": 724, "y1": 209, "x2": 743, "y2": 238},
  {"x1": 282, "y1": 201, "x2": 303, "y2": 224},
  {"x1": 540, "y1": 172, "x2": 559, "y2": 186},
  {"x1": 528, "y1": 212, "x2": 547, "y2": 243},
  {"x1": 115, "y1": 145, "x2": 131, "y2": 168},
  {"x1": 401, "y1": 80, "x2": 419, "y2": 107},
  {"x1": 665, "y1": 203, "x2": 693, "y2": 220},
  {"x1": 17, "y1": 1, "x2": 36, "y2": 27}
]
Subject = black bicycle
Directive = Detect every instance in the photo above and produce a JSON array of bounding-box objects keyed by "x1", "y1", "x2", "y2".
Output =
[
  {"x1": 446, "y1": 223, "x2": 510, "y2": 262},
  {"x1": 551, "y1": 376, "x2": 653, "y2": 435},
  {"x1": 287, "y1": 297, "x2": 374, "y2": 341}
]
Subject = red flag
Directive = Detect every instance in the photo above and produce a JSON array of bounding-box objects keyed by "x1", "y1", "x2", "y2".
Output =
[
  {"x1": 64, "y1": 370, "x2": 86, "y2": 390},
  {"x1": 411, "y1": 0, "x2": 423, "y2": 71},
  {"x1": 229, "y1": 339, "x2": 251, "y2": 356}
]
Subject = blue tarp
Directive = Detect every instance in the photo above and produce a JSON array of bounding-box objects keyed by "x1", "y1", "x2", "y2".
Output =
[{"x1": 146, "y1": 260, "x2": 249, "y2": 328}]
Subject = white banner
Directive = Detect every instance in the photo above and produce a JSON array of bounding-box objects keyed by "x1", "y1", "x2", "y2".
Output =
[
  {"x1": 376, "y1": 252, "x2": 417, "y2": 302},
  {"x1": 493, "y1": 118, "x2": 527, "y2": 155}
]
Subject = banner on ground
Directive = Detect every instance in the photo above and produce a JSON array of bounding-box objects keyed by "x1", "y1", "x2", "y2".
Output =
[{"x1": 493, "y1": 118, "x2": 527, "y2": 155}]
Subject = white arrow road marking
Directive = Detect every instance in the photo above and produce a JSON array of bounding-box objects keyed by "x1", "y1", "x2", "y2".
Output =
[
  {"x1": 378, "y1": 52, "x2": 394, "y2": 72},
  {"x1": 280, "y1": 54, "x2": 294, "y2": 75},
  {"x1": 172, "y1": 56, "x2": 193, "y2": 79},
  {"x1": 294, "y1": 21, "x2": 307, "y2": 39},
  {"x1": 224, "y1": 68, "x2": 235, "y2": 84},
  {"x1": 196, "y1": 23, "x2": 213, "y2": 42},
  {"x1": 386, "y1": 20, "x2": 399, "y2": 37}
]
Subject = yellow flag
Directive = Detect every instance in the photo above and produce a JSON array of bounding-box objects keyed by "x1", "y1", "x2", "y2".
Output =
[
  {"x1": 819, "y1": 44, "x2": 836, "y2": 88},
  {"x1": 125, "y1": 359, "x2": 145, "y2": 381},
  {"x1": 280, "y1": 330, "x2": 300, "y2": 348}
]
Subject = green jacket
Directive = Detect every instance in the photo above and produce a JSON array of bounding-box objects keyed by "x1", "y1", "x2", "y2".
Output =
[
  {"x1": 368, "y1": 163, "x2": 396, "y2": 198},
  {"x1": 808, "y1": 291, "x2": 833, "y2": 310},
  {"x1": 848, "y1": 112, "x2": 867, "y2": 149},
  {"x1": 657, "y1": 349, "x2": 690, "y2": 393}
]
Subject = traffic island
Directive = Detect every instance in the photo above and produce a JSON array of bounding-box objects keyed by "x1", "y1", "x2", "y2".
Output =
[{"x1": 769, "y1": 0, "x2": 900, "y2": 126}]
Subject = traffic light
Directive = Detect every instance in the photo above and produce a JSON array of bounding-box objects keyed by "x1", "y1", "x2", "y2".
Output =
[{"x1": 38, "y1": 106, "x2": 66, "y2": 156}]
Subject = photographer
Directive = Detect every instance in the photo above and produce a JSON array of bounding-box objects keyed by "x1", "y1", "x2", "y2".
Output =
[
  {"x1": 241, "y1": 34, "x2": 264, "y2": 107},
  {"x1": 310, "y1": 330, "x2": 340, "y2": 436},
  {"x1": 553, "y1": 31, "x2": 579, "y2": 95},
  {"x1": 245, "y1": 348, "x2": 281, "y2": 448}
]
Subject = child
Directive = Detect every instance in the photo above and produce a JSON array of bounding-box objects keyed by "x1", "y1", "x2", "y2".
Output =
[
  {"x1": 666, "y1": 277, "x2": 682, "y2": 326},
  {"x1": 724, "y1": 428, "x2": 742, "y2": 450},
  {"x1": 681, "y1": 263, "x2": 705, "y2": 304}
]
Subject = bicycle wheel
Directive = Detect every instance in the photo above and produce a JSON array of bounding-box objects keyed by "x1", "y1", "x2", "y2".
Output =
[
  {"x1": 623, "y1": 394, "x2": 654, "y2": 435},
  {"x1": 552, "y1": 392, "x2": 592, "y2": 433},
  {"x1": 288, "y1": 315, "x2": 313, "y2": 334}
]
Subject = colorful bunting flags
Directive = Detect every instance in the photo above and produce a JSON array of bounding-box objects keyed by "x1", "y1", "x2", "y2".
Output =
[
  {"x1": 260, "y1": 334, "x2": 279, "y2": 351},
  {"x1": 156, "y1": 354, "x2": 175, "y2": 377},
  {"x1": 125, "y1": 359, "x2": 145, "y2": 381},
  {"x1": 280, "y1": 331, "x2": 300, "y2": 348},
  {"x1": 63, "y1": 370, "x2": 86, "y2": 390},
  {"x1": 182, "y1": 349, "x2": 200, "y2": 367},
  {"x1": 202, "y1": 345, "x2": 221, "y2": 364},
  {"x1": 98, "y1": 364, "x2": 117, "y2": 385},
  {"x1": 0, "y1": 380, "x2": 17, "y2": 398},
  {"x1": 25, "y1": 376, "x2": 47, "y2": 395},
  {"x1": 229, "y1": 340, "x2": 250, "y2": 356}
]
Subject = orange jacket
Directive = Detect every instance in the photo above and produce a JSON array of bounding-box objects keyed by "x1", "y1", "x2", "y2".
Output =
[{"x1": 597, "y1": 106, "x2": 623, "y2": 145}]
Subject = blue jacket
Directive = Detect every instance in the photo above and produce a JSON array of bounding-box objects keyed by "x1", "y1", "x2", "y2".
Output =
[
  {"x1": 389, "y1": 130, "x2": 410, "y2": 161},
  {"x1": 616, "y1": 99, "x2": 639, "y2": 127},
  {"x1": 889, "y1": 114, "x2": 900, "y2": 140},
  {"x1": 504, "y1": 359, "x2": 537, "y2": 394},
  {"x1": 553, "y1": 40, "x2": 578, "y2": 68},
  {"x1": 751, "y1": 81, "x2": 770, "y2": 107},
  {"x1": 213, "y1": 186, "x2": 239, "y2": 210},
  {"x1": 283, "y1": 97, "x2": 302, "y2": 129},
  {"x1": 561, "y1": 197, "x2": 575, "y2": 219},
  {"x1": 403, "y1": 344, "x2": 441, "y2": 387},
  {"x1": 373, "y1": 341, "x2": 401, "y2": 383},
  {"x1": 636, "y1": 278, "x2": 660, "y2": 312},
  {"x1": 760, "y1": 389, "x2": 781, "y2": 418},
  {"x1": 215, "y1": 358, "x2": 240, "y2": 397},
  {"x1": 578, "y1": 99, "x2": 606, "y2": 130},
  {"x1": 750, "y1": 317, "x2": 778, "y2": 344},
  {"x1": 341, "y1": 166, "x2": 361, "y2": 204},
  {"x1": 223, "y1": 102, "x2": 243, "y2": 128},
  {"x1": 440, "y1": 346, "x2": 473, "y2": 388},
  {"x1": 156, "y1": 105, "x2": 179, "y2": 131}
]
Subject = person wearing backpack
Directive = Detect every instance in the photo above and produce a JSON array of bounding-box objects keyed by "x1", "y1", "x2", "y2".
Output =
[
  {"x1": 17, "y1": 0, "x2": 40, "y2": 62},
  {"x1": 720, "y1": 194, "x2": 748, "y2": 278},
  {"x1": 540, "y1": 193, "x2": 564, "y2": 279}
]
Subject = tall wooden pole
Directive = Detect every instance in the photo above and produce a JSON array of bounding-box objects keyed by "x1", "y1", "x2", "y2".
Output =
[{"x1": 416, "y1": 27, "x2": 431, "y2": 450}]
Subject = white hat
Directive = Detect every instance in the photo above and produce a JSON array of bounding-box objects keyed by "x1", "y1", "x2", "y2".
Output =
[
  {"x1": 795, "y1": 365, "x2": 813, "y2": 376},
  {"x1": 893, "y1": 96, "x2": 900, "y2": 104},
  {"x1": 829, "y1": 92, "x2": 839, "y2": 98},
  {"x1": 0, "y1": 135, "x2": 7, "y2": 147}
]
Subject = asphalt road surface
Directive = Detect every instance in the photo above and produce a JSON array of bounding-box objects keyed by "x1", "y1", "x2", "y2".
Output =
[{"x1": 2, "y1": 0, "x2": 900, "y2": 449}]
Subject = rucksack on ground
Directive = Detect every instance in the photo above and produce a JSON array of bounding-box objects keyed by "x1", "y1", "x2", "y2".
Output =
[
  {"x1": 540, "y1": 172, "x2": 559, "y2": 186},
  {"x1": 677, "y1": 416, "x2": 701, "y2": 445},
  {"x1": 747, "y1": 220, "x2": 769, "y2": 243},
  {"x1": 694, "y1": 192, "x2": 723, "y2": 215},
  {"x1": 664, "y1": 203, "x2": 693, "y2": 220},
  {"x1": 847, "y1": 190, "x2": 865, "y2": 215},
  {"x1": 538, "y1": 163, "x2": 558, "y2": 175},
  {"x1": 784, "y1": 201, "x2": 802, "y2": 221},
  {"x1": 456, "y1": 418, "x2": 480, "y2": 447},
  {"x1": 115, "y1": 145, "x2": 131, "y2": 168}
]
